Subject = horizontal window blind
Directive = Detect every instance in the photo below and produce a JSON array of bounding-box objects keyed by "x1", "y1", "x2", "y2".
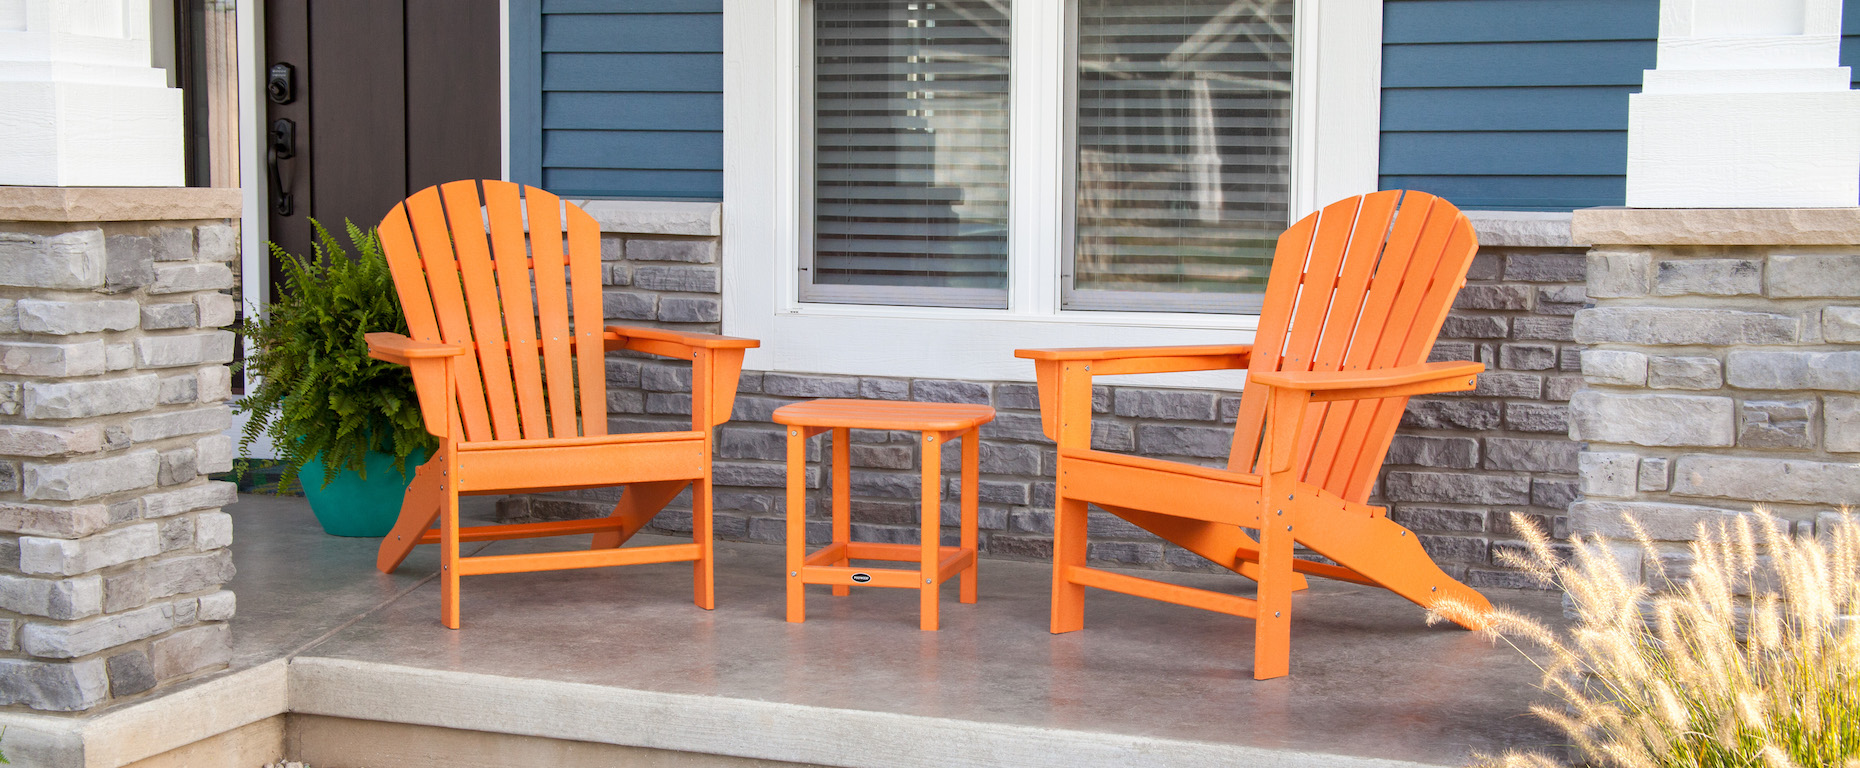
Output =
[
  {"x1": 806, "y1": 0, "x2": 1012, "y2": 308},
  {"x1": 1067, "y1": 0, "x2": 1294, "y2": 313}
]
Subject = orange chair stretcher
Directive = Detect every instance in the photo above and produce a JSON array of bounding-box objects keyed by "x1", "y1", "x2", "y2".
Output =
[
  {"x1": 772, "y1": 400, "x2": 994, "y2": 631},
  {"x1": 1017, "y1": 190, "x2": 1494, "y2": 679},
  {"x1": 366, "y1": 179, "x2": 757, "y2": 628}
]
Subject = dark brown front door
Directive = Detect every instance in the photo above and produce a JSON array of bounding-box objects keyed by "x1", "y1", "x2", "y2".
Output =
[{"x1": 263, "y1": 0, "x2": 500, "y2": 275}]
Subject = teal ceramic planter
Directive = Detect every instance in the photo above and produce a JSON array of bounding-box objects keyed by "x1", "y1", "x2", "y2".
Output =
[{"x1": 299, "y1": 449, "x2": 427, "y2": 537}]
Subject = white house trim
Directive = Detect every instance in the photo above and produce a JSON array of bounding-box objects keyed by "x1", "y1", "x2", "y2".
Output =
[{"x1": 721, "y1": 0, "x2": 1382, "y2": 386}]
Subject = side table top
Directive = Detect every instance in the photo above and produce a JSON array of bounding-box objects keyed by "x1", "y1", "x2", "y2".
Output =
[{"x1": 771, "y1": 399, "x2": 996, "y2": 431}]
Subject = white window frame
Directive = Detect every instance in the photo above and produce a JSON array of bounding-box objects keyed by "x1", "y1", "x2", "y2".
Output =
[{"x1": 722, "y1": 0, "x2": 1382, "y2": 385}]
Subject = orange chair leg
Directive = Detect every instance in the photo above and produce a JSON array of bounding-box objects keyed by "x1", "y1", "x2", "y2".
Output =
[
  {"x1": 919, "y1": 432, "x2": 941, "y2": 631},
  {"x1": 1050, "y1": 495, "x2": 1088, "y2": 634},
  {"x1": 439, "y1": 455, "x2": 462, "y2": 630},
  {"x1": 692, "y1": 477, "x2": 715, "y2": 611},
  {"x1": 831, "y1": 428, "x2": 851, "y2": 597},
  {"x1": 786, "y1": 429, "x2": 807, "y2": 623},
  {"x1": 959, "y1": 427, "x2": 978, "y2": 604},
  {"x1": 378, "y1": 456, "x2": 444, "y2": 573}
]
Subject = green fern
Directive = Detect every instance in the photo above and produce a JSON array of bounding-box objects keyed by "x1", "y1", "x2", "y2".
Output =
[{"x1": 234, "y1": 219, "x2": 435, "y2": 492}]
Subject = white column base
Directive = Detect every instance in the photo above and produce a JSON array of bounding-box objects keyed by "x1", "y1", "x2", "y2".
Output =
[
  {"x1": 0, "y1": 80, "x2": 185, "y2": 188},
  {"x1": 1626, "y1": 89, "x2": 1860, "y2": 208}
]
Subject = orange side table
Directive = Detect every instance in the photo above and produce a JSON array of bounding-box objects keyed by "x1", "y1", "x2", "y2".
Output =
[{"x1": 772, "y1": 399, "x2": 995, "y2": 630}]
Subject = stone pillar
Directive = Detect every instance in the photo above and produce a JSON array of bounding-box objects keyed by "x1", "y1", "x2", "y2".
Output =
[
  {"x1": 0, "y1": 0, "x2": 186, "y2": 187},
  {"x1": 0, "y1": 186, "x2": 241, "y2": 712},
  {"x1": 1625, "y1": 0, "x2": 1860, "y2": 207},
  {"x1": 1569, "y1": 208, "x2": 1860, "y2": 580}
]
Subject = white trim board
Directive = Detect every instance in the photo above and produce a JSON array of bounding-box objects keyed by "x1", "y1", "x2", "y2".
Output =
[{"x1": 721, "y1": 0, "x2": 1383, "y2": 386}]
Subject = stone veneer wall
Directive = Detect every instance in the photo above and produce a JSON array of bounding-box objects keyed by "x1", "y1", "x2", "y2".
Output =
[
  {"x1": 500, "y1": 206, "x2": 1589, "y2": 587},
  {"x1": 1569, "y1": 208, "x2": 1860, "y2": 576},
  {"x1": 0, "y1": 188, "x2": 242, "y2": 713}
]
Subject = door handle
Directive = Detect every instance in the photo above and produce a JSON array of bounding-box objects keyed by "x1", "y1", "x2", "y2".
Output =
[{"x1": 268, "y1": 118, "x2": 297, "y2": 216}]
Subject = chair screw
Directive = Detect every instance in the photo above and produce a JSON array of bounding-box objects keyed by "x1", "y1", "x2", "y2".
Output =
[
  {"x1": 926, "y1": 578, "x2": 932, "y2": 584},
  {"x1": 1431, "y1": 586, "x2": 1438, "y2": 592},
  {"x1": 1286, "y1": 525, "x2": 1292, "y2": 531},
  {"x1": 791, "y1": 571, "x2": 797, "y2": 577},
  {"x1": 1274, "y1": 611, "x2": 1280, "y2": 618},
  {"x1": 1276, "y1": 510, "x2": 1282, "y2": 515}
]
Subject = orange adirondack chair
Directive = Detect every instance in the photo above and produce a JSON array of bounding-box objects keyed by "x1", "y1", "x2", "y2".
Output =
[
  {"x1": 1016, "y1": 190, "x2": 1494, "y2": 679},
  {"x1": 365, "y1": 180, "x2": 757, "y2": 629}
]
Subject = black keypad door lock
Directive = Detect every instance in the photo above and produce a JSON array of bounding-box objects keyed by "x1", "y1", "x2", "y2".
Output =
[{"x1": 267, "y1": 63, "x2": 295, "y2": 104}]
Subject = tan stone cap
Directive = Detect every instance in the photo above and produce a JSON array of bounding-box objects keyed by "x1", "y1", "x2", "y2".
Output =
[
  {"x1": 0, "y1": 186, "x2": 242, "y2": 223},
  {"x1": 1573, "y1": 206, "x2": 1860, "y2": 246}
]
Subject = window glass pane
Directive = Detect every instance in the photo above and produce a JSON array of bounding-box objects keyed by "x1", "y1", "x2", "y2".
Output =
[
  {"x1": 1069, "y1": 0, "x2": 1293, "y2": 312},
  {"x1": 808, "y1": 0, "x2": 1011, "y2": 308}
]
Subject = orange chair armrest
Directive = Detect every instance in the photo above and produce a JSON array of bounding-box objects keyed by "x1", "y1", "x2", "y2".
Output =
[
  {"x1": 1015, "y1": 344, "x2": 1252, "y2": 363},
  {"x1": 1250, "y1": 361, "x2": 1483, "y2": 400},
  {"x1": 602, "y1": 325, "x2": 760, "y2": 353},
  {"x1": 365, "y1": 332, "x2": 468, "y2": 364}
]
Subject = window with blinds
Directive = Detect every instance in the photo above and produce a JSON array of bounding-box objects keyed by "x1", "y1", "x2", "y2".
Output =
[
  {"x1": 1066, "y1": 0, "x2": 1294, "y2": 313},
  {"x1": 805, "y1": 1, "x2": 1012, "y2": 309}
]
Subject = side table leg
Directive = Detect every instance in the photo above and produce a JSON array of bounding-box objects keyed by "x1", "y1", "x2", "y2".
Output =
[
  {"x1": 831, "y1": 427, "x2": 851, "y2": 597},
  {"x1": 786, "y1": 429, "x2": 807, "y2": 623},
  {"x1": 919, "y1": 432, "x2": 942, "y2": 631},
  {"x1": 960, "y1": 426, "x2": 979, "y2": 604}
]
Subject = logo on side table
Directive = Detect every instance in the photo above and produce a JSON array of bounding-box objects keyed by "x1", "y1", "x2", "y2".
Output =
[{"x1": 851, "y1": 572, "x2": 873, "y2": 584}]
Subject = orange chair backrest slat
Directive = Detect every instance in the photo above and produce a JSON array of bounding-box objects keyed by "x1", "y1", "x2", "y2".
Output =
[
  {"x1": 378, "y1": 180, "x2": 610, "y2": 442},
  {"x1": 1227, "y1": 191, "x2": 1477, "y2": 503}
]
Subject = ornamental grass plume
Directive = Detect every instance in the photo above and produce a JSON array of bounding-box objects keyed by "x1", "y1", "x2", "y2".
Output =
[{"x1": 1430, "y1": 508, "x2": 1860, "y2": 768}]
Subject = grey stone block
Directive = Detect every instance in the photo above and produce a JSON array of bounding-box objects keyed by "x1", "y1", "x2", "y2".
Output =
[
  {"x1": 1382, "y1": 472, "x2": 1531, "y2": 505},
  {"x1": 1582, "y1": 350, "x2": 1648, "y2": 386},
  {"x1": 1429, "y1": 341, "x2": 1478, "y2": 363},
  {"x1": 195, "y1": 223, "x2": 239, "y2": 261},
  {"x1": 606, "y1": 388, "x2": 645, "y2": 414},
  {"x1": 1738, "y1": 399, "x2": 1816, "y2": 450},
  {"x1": 657, "y1": 296, "x2": 720, "y2": 323},
  {"x1": 1569, "y1": 391, "x2": 1734, "y2": 447},
  {"x1": 996, "y1": 383, "x2": 1040, "y2": 411},
  {"x1": 136, "y1": 330, "x2": 235, "y2": 368},
  {"x1": 128, "y1": 406, "x2": 232, "y2": 443},
  {"x1": 1483, "y1": 437, "x2": 1579, "y2": 472},
  {"x1": 1091, "y1": 421, "x2": 1135, "y2": 452},
  {"x1": 1570, "y1": 499, "x2": 1737, "y2": 540},
  {"x1": 140, "y1": 302, "x2": 199, "y2": 330},
  {"x1": 1510, "y1": 316, "x2": 1574, "y2": 342},
  {"x1": 644, "y1": 393, "x2": 691, "y2": 415},
  {"x1": 104, "y1": 234, "x2": 153, "y2": 289},
  {"x1": 1531, "y1": 478, "x2": 1580, "y2": 509},
  {"x1": 105, "y1": 342, "x2": 134, "y2": 371},
  {"x1": 18, "y1": 298, "x2": 139, "y2": 335},
  {"x1": 763, "y1": 373, "x2": 858, "y2": 398},
  {"x1": 1087, "y1": 540, "x2": 1164, "y2": 565},
  {"x1": 1653, "y1": 259, "x2": 1761, "y2": 296},
  {"x1": 979, "y1": 412, "x2": 1046, "y2": 443},
  {"x1": 195, "y1": 434, "x2": 233, "y2": 474},
  {"x1": 1112, "y1": 389, "x2": 1216, "y2": 421},
  {"x1": 1574, "y1": 307, "x2": 1798, "y2": 346},
  {"x1": 717, "y1": 427, "x2": 787, "y2": 461},
  {"x1": 1385, "y1": 435, "x2": 1479, "y2": 469},
  {"x1": 108, "y1": 650, "x2": 157, "y2": 696},
  {"x1": 979, "y1": 442, "x2": 1040, "y2": 475},
  {"x1": 626, "y1": 238, "x2": 717, "y2": 263},
  {"x1": 20, "y1": 523, "x2": 160, "y2": 576},
  {"x1": 0, "y1": 657, "x2": 109, "y2": 711},
  {"x1": 0, "y1": 339, "x2": 107, "y2": 377},
  {"x1": 859, "y1": 378, "x2": 911, "y2": 401},
  {"x1": 1134, "y1": 424, "x2": 1226, "y2": 458},
  {"x1": 1503, "y1": 252, "x2": 1585, "y2": 283},
  {"x1": 1824, "y1": 306, "x2": 1860, "y2": 343},
  {"x1": 151, "y1": 226, "x2": 195, "y2": 261},
  {"x1": 197, "y1": 589, "x2": 235, "y2": 621},
  {"x1": 1768, "y1": 254, "x2": 1860, "y2": 298},
  {"x1": 157, "y1": 516, "x2": 194, "y2": 554},
  {"x1": 1638, "y1": 457, "x2": 1670, "y2": 491},
  {"x1": 150, "y1": 623, "x2": 230, "y2": 679},
  {"x1": 0, "y1": 297, "x2": 14, "y2": 334},
  {"x1": 1440, "y1": 315, "x2": 1508, "y2": 339},
  {"x1": 912, "y1": 379, "x2": 990, "y2": 405},
  {"x1": 157, "y1": 374, "x2": 198, "y2": 405},
  {"x1": 1402, "y1": 398, "x2": 1502, "y2": 430},
  {"x1": 0, "y1": 573, "x2": 102, "y2": 619},
  {"x1": 1725, "y1": 350, "x2": 1860, "y2": 391},
  {"x1": 1391, "y1": 505, "x2": 1487, "y2": 532},
  {"x1": 0, "y1": 229, "x2": 106, "y2": 289},
  {"x1": 1647, "y1": 355, "x2": 1721, "y2": 390},
  {"x1": 1538, "y1": 284, "x2": 1587, "y2": 304},
  {"x1": 23, "y1": 449, "x2": 160, "y2": 502},
  {"x1": 194, "y1": 512, "x2": 231, "y2": 551},
  {"x1": 1506, "y1": 402, "x2": 1570, "y2": 433},
  {"x1": 1499, "y1": 343, "x2": 1558, "y2": 371},
  {"x1": 1453, "y1": 284, "x2": 1533, "y2": 311},
  {"x1": 194, "y1": 292, "x2": 237, "y2": 328},
  {"x1": 20, "y1": 601, "x2": 173, "y2": 658},
  {"x1": 0, "y1": 502, "x2": 111, "y2": 538},
  {"x1": 1828, "y1": 396, "x2": 1860, "y2": 453},
  {"x1": 1587, "y1": 249, "x2": 1650, "y2": 297},
  {"x1": 852, "y1": 444, "x2": 914, "y2": 470},
  {"x1": 1672, "y1": 455, "x2": 1860, "y2": 506},
  {"x1": 23, "y1": 374, "x2": 159, "y2": 420},
  {"x1": 1419, "y1": 534, "x2": 1489, "y2": 564},
  {"x1": 604, "y1": 291, "x2": 656, "y2": 320},
  {"x1": 641, "y1": 363, "x2": 692, "y2": 392},
  {"x1": 0, "y1": 424, "x2": 106, "y2": 457},
  {"x1": 632, "y1": 265, "x2": 719, "y2": 293},
  {"x1": 142, "y1": 481, "x2": 237, "y2": 518},
  {"x1": 149, "y1": 263, "x2": 234, "y2": 294}
]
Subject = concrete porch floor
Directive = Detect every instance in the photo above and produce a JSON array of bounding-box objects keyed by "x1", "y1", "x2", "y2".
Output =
[{"x1": 26, "y1": 493, "x2": 1572, "y2": 767}]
